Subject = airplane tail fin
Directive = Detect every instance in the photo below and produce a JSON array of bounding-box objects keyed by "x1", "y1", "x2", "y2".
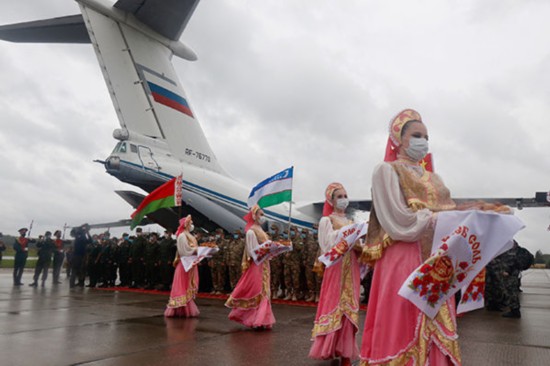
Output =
[{"x1": 0, "y1": 0, "x2": 226, "y2": 175}]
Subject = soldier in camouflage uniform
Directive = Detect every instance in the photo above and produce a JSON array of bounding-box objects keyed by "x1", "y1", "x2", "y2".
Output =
[
  {"x1": 144, "y1": 233, "x2": 160, "y2": 289},
  {"x1": 117, "y1": 233, "x2": 132, "y2": 287},
  {"x1": 86, "y1": 235, "x2": 102, "y2": 288},
  {"x1": 485, "y1": 255, "x2": 505, "y2": 311},
  {"x1": 302, "y1": 228, "x2": 320, "y2": 302},
  {"x1": 283, "y1": 227, "x2": 303, "y2": 301},
  {"x1": 29, "y1": 231, "x2": 55, "y2": 287},
  {"x1": 209, "y1": 228, "x2": 228, "y2": 294},
  {"x1": 130, "y1": 228, "x2": 147, "y2": 288},
  {"x1": 227, "y1": 230, "x2": 245, "y2": 290},
  {"x1": 158, "y1": 230, "x2": 176, "y2": 291},
  {"x1": 269, "y1": 225, "x2": 285, "y2": 299},
  {"x1": 500, "y1": 242, "x2": 523, "y2": 318},
  {"x1": 98, "y1": 233, "x2": 115, "y2": 287}
]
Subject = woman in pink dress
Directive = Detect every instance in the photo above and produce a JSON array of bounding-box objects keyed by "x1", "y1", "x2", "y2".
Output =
[
  {"x1": 309, "y1": 182, "x2": 362, "y2": 366},
  {"x1": 164, "y1": 215, "x2": 200, "y2": 318},
  {"x1": 225, "y1": 205, "x2": 275, "y2": 329},
  {"x1": 359, "y1": 109, "x2": 461, "y2": 365}
]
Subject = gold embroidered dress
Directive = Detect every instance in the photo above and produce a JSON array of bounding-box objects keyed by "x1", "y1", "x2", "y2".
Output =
[
  {"x1": 309, "y1": 214, "x2": 361, "y2": 360},
  {"x1": 225, "y1": 226, "x2": 275, "y2": 328},
  {"x1": 164, "y1": 232, "x2": 200, "y2": 318},
  {"x1": 359, "y1": 160, "x2": 461, "y2": 365}
]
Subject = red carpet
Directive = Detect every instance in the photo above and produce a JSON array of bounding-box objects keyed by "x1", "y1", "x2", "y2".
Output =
[{"x1": 95, "y1": 286, "x2": 368, "y2": 310}]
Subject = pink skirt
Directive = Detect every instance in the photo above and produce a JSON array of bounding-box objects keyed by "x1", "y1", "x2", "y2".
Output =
[
  {"x1": 164, "y1": 264, "x2": 200, "y2": 318},
  {"x1": 309, "y1": 251, "x2": 361, "y2": 360},
  {"x1": 225, "y1": 261, "x2": 275, "y2": 328},
  {"x1": 359, "y1": 241, "x2": 460, "y2": 365}
]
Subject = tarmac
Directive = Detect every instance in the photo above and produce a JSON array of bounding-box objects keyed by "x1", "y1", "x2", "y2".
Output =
[{"x1": 0, "y1": 268, "x2": 549, "y2": 366}]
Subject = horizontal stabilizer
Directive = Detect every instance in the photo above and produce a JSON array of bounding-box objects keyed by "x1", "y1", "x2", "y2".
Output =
[
  {"x1": 114, "y1": 0, "x2": 200, "y2": 40},
  {"x1": 85, "y1": 218, "x2": 151, "y2": 229},
  {"x1": 308, "y1": 200, "x2": 372, "y2": 217},
  {"x1": 0, "y1": 14, "x2": 90, "y2": 43},
  {"x1": 454, "y1": 194, "x2": 550, "y2": 209}
]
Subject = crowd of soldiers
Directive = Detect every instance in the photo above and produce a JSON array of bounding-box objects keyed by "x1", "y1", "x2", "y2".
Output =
[
  {"x1": 32, "y1": 223, "x2": 326, "y2": 302},
  {"x1": 66, "y1": 226, "x2": 179, "y2": 290},
  {"x1": 6, "y1": 223, "x2": 385, "y2": 305},
  {"x1": 12, "y1": 223, "x2": 535, "y2": 313},
  {"x1": 204, "y1": 224, "x2": 323, "y2": 302}
]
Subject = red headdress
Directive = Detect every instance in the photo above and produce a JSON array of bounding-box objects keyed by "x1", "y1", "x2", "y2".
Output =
[
  {"x1": 175, "y1": 215, "x2": 192, "y2": 237},
  {"x1": 322, "y1": 182, "x2": 345, "y2": 217},
  {"x1": 384, "y1": 109, "x2": 422, "y2": 163},
  {"x1": 243, "y1": 205, "x2": 260, "y2": 232}
]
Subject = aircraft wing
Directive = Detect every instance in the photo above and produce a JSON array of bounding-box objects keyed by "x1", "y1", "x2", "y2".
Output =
[
  {"x1": 304, "y1": 191, "x2": 549, "y2": 219},
  {"x1": 114, "y1": 0, "x2": 200, "y2": 41},
  {"x1": 85, "y1": 218, "x2": 151, "y2": 229},
  {"x1": 0, "y1": 14, "x2": 90, "y2": 43},
  {"x1": 453, "y1": 192, "x2": 550, "y2": 209}
]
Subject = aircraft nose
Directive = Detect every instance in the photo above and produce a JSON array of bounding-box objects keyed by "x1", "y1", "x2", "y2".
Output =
[{"x1": 106, "y1": 156, "x2": 121, "y2": 171}]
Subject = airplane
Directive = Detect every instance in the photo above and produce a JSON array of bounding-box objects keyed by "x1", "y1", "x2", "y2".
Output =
[
  {"x1": 0, "y1": 0, "x2": 548, "y2": 234},
  {"x1": 0, "y1": 0, "x2": 321, "y2": 233}
]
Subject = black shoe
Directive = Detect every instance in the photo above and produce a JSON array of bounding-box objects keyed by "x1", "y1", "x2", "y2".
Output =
[
  {"x1": 29, "y1": 282, "x2": 38, "y2": 287},
  {"x1": 502, "y1": 309, "x2": 521, "y2": 318},
  {"x1": 486, "y1": 305, "x2": 503, "y2": 312}
]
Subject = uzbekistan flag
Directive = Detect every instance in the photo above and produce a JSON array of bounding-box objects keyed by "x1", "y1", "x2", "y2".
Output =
[
  {"x1": 130, "y1": 175, "x2": 183, "y2": 229},
  {"x1": 147, "y1": 81, "x2": 194, "y2": 118},
  {"x1": 247, "y1": 167, "x2": 293, "y2": 209}
]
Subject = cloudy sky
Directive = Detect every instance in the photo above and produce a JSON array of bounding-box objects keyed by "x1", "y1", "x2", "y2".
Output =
[{"x1": 0, "y1": 0, "x2": 549, "y2": 253}]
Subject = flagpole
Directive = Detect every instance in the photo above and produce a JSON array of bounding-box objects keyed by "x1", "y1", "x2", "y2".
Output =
[
  {"x1": 287, "y1": 199, "x2": 293, "y2": 238},
  {"x1": 286, "y1": 166, "x2": 294, "y2": 238},
  {"x1": 178, "y1": 173, "x2": 183, "y2": 219},
  {"x1": 28, "y1": 219, "x2": 34, "y2": 238}
]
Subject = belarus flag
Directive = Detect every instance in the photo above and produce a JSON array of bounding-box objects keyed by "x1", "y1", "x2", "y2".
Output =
[{"x1": 130, "y1": 175, "x2": 183, "y2": 229}]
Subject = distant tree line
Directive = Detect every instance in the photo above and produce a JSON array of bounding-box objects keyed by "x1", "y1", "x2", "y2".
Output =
[{"x1": 534, "y1": 250, "x2": 550, "y2": 268}]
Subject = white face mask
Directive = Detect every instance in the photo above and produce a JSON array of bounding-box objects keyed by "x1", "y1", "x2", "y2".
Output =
[
  {"x1": 405, "y1": 137, "x2": 429, "y2": 162},
  {"x1": 189, "y1": 224, "x2": 195, "y2": 232},
  {"x1": 258, "y1": 216, "x2": 267, "y2": 225},
  {"x1": 335, "y1": 198, "x2": 349, "y2": 210}
]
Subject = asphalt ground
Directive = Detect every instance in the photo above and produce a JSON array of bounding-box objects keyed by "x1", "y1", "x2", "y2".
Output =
[{"x1": 1, "y1": 268, "x2": 549, "y2": 366}]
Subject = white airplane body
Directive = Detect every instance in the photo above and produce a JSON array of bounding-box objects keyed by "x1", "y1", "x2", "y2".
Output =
[{"x1": 0, "y1": 0, "x2": 319, "y2": 232}]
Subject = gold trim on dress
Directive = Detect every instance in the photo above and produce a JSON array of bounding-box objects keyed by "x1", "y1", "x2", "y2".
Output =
[
  {"x1": 225, "y1": 262, "x2": 271, "y2": 309},
  {"x1": 360, "y1": 303, "x2": 461, "y2": 366},
  {"x1": 167, "y1": 269, "x2": 197, "y2": 308},
  {"x1": 311, "y1": 253, "x2": 359, "y2": 338}
]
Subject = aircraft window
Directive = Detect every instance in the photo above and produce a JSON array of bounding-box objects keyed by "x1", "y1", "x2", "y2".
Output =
[
  {"x1": 112, "y1": 142, "x2": 121, "y2": 154},
  {"x1": 119, "y1": 142, "x2": 127, "y2": 153},
  {"x1": 130, "y1": 144, "x2": 138, "y2": 153}
]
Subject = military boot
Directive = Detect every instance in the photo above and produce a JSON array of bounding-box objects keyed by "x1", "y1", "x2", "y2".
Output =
[
  {"x1": 502, "y1": 308, "x2": 521, "y2": 318},
  {"x1": 283, "y1": 290, "x2": 292, "y2": 301}
]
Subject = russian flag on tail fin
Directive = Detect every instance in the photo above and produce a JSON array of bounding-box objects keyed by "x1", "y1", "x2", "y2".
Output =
[{"x1": 147, "y1": 81, "x2": 194, "y2": 118}]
